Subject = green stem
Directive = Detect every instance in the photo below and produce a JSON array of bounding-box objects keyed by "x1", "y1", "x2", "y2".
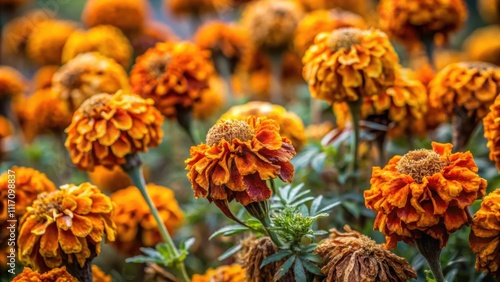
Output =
[
  {"x1": 347, "y1": 98, "x2": 362, "y2": 180},
  {"x1": 415, "y1": 235, "x2": 445, "y2": 282},
  {"x1": 261, "y1": 215, "x2": 283, "y2": 249}
]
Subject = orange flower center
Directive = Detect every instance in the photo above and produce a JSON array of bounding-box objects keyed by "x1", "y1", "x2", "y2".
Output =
[
  {"x1": 32, "y1": 192, "x2": 65, "y2": 220},
  {"x1": 327, "y1": 27, "x2": 362, "y2": 51},
  {"x1": 206, "y1": 120, "x2": 255, "y2": 146},
  {"x1": 146, "y1": 53, "x2": 172, "y2": 78},
  {"x1": 79, "y1": 93, "x2": 112, "y2": 116},
  {"x1": 396, "y1": 149, "x2": 446, "y2": 183}
]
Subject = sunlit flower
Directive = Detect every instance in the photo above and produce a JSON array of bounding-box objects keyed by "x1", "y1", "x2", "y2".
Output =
[
  {"x1": 12, "y1": 266, "x2": 78, "y2": 282},
  {"x1": 130, "y1": 42, "x2": 214, "y2": 119},
  {"x1": 303, "y1": 27, "x2": 399, "y2": 104},
  {"x1": 483, "y1": 96, "x2": 500, "y2": 172},
  {"x1": 167, "y1": 0, "x2": 231, "y2": 17},
  {"x1": 315, "y1": 226, "x2": 417, "y2": 281},
  {"x1": 62, "y1": 25, "x2": 132, "y2": 68},
  {"x1": 25, "y1": 89, "x2": 72, "y2": 135},
  {"x1": 18, "y1": 182, "x2": 116, "y2": 271},
  {"x1": 192, "y1": 77, "x2": 226, "y2": 120},
  {"x1": 110, "y1": 184, "x2": 183, "y2": 255},
  {"x1": 294, "y1": 9, "x2": 366, "y2": 56},
  {"x1": 65, "y1": 91, "x2": 163, "y2": 171},
  {"x1": 185, "y1": 117, "x2": 296, "y2": 215},
  {"x1": 92, "y1": 265, "x2": 112, "y2": 282},
  {"x1": 130, "y1": 21, "x2": 178, "y2": 57},
  {"x1": 26, "y1": 19, "x2": 77, "y2": 65},
  {"x1": 469, "y1": 189, "x2": 500, "y2": 279},
  {"x1": 34, "y1": 65, "x2": 59, "y2": 90},
  {"x1": 192, "y1": 264, "x2": 245, "y2": 282},
  {"x1": 478, "y1": 0, "x2": 500, "y2": 24},
  {"x1": 242, "y1": 0, "x2": 303, "y2": 52},
  {"x1": 0, "y1": 66, "x2": 26, "y2": 98},
  {"x1": 82, "y1": 0, "x2": 147, "y2": 35},
  {"x1": 364, "y1": 142, "x2": 487, "y2": 249},
  {"x1": 464, "y1": 26, "x2": 500, "y2": 66},
  {"x1": 52, "y1": 52, "x2": 130, "y2": 112},
  {"x1": 88, "y1": 166, "x2": 133, "y2": 193},
  {"x1": 220, "y1": 101, "x2": 306, "y2": 151}
]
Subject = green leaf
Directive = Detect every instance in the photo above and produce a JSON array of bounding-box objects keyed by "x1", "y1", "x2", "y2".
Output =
[
  {"x1": 125, "y1": 255, "x2": 163, "y2": 264},
  {"x1": 218, "y1": 244, "x2": 242, "y2": 261},
  {"x1": 315, "y1": 201, "x2": 342, "y2": 216},
  {"x1": 156, "y1": 243, "x2": 173, "y2": 259},
  {"x1": 275, "y1": 255, "x2": 296, "y2": 281},
  {"x1": 425, "y1": 270, "x2": 437, "y2": 282},
  {"x1": 342, "y1": 201, "x2": 361, "y2": 219},
  {"x1": 301, "y1": 259, "x2": 323, "y2": 276},
  {"x1": 313, "y1": 230, "x2": 328, "y2": 236},
  {"x1": 309, "y1": 196, "x2": 323, "y2": 216},
  {"x1": 260, "y1": 250, "x2": 293, "y2": 268},
  {"x1": 311, "y1": 152, "x2": 327, "y2": 173},
  {"x1": 300, "y1": 253, "x2": 322, "y2": 264},
  {"x1": 294, "y1": 257, "x2": 306, "y2": 282},
  {"x1": 180, "y1": 237, "x2": 196, "y2": 251},
  {"x1": 209, "y1": 225, "x2": 249, "y2": 240},
  {"x1": 139, "y1": 247, "x2": 163, "y2": 260}
]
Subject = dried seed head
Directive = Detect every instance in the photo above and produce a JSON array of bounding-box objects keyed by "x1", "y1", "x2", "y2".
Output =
[
  {"x1": 206, "y1": 120, "x2": 255, "y2": 146},
  {"x1": 327, "y1": 27, "x2": 362, "y2": 51},
  {"x1": 397, "y1": 149, "x2": 446, "y2": 183}
]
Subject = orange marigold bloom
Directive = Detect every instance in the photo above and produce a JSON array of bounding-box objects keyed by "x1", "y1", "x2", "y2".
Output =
[
  {"x1": 429, "y1": 62, "x2": 500, "y2": 123},
  {"x1": 88, "y1": 165, "x2": 133, "y2": 193},
  {"x1": 129, "y1": 42, "x2": 215, "y2": 119},
  {"x1": 303, "y1": 28, "x2": 399, "y2": 103},
  {"x1": 26, "y1": 19, "x2": 77, "y2": 65},
  {"x1": 192, "y1": 264, "x2": 245, "y2": 282},
  {"x1": 34, "y1": 65, "x2": 59, "y2": 90},
  {"x1": 464, "y1": 26, "x2": 500, "y2": 66},
  {"x1": 483, "y1": 95, "x2": 500, "y2": 172},
  {"x1": 130, "y1": 21, "x2": 178, "y2": 57},
  {"x1": 185, "y1": 117, "x2": 296, "y2": 212},
  {"x1": 306, "y1": 121, "x2": 334, "y2": 141},
  {"x1": 18, "y1": 182, "x2": 116, "y2": 271},
  {"x1": 167, "y1": 0, "x2": 231, "y2": 17},
  {"x1": 92, "y1": 265, "x2": 112, "y2": 282},
  {"x1": 192, "y1": 76, "x2": 226, "y2": 120},
  {"x1": 12, "y1": 266, "x2": 78, "y2": 282},
  {"x1": 364, "y1": 142, "x2": 487, "y2": 249},
  {"x1": 111, "y1": 184, "x2": 183, "y2": 255},
  {"x1": 82, "y1": 0, "x2": 147, "y2": 35},
  {"x1": 220, "y1": 101, "x2": 306, "y2": 151},
  {"x1": 294, "y1": 9, "x2": 366, "y2": 56},
  {"x1": 0, "y1": 66, "x2": 26, "y2": 98},
  {"x1": 295, "y1": 0, "x2": 373, "y2": 17},
  {"x1": 62, "y1": 25, "x2": 132, "y2": 68},
  {"x1": 65, "y1": 91, "x2": 163, "y2": 171},
  {"x1": 52, "y1": 52, "x2": 130, "y2": 112},
  {"x1": 241, "y1": 0, "x2": 303, "y2": 52},
  {"x1": 0, "y1": 116, "x2": 13, "y2": 139},
  {"x1": 469, "y1": 189, "x2": 500, "y2": 279},
  {"x1": 478, "y1": 0, "x2": 500, "y2": 24},
  {"x1": 378, "y1": 0, "x2": 467, "y2": 50},
  {"x1": 25, "y1": 89, "x2": 72, "y2": 135}
]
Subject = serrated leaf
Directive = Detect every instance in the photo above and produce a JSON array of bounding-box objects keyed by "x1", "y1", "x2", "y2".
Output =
[
  {"x1": 218, "y1": 244, "x2": 242, "y2": 261},
  {"x1": 301, "y1": 259, "x2": 323, "y2": 276},
  {"x1": 209, "y1": 225, "x2": 249, "y2": 240},
  {"x1": 125, "y1": 255, "x2": 163, "y2": 264},
  {"x1": 294, "y1": 257, "x2": 306, "y2": 282},
  {"x1": 275, "y1": 255, "x2": 296, "y2": 281},
  {"x1": 260, "y1": 250, "x2": 293, "y2": 268}
]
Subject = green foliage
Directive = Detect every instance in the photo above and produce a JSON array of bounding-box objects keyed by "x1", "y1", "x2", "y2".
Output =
[{"x1": 126, "y1": 237, "x2": 195, "y2": 268}]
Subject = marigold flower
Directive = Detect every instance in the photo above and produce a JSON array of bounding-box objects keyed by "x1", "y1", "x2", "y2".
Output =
[
  {"x1": 110, "y1": 184, "x2": 183, "y2": 255},
  {"x1": 364, "y1": 142, "x2": 487, "y2": 249},
  {"x1": 483, "y1": 96, "x2": 500, "y2": 172},
  {"x1": 0, "y1": 116, "x2": 13, "y2": 139},
  {"x1": 186, "y1": 117, "x2": 296, "y2": 214},
  {"x1": 18, "y1": 182, "x2": 116, "y2": 271},
  {"x1": 242, "y1": 0, "x2": 303, "y2": 52},
  {"x1": 92, "y1": 265, "x2": 112, "y2": 282},
  {"x1": 167, "y1": 0, "x2": 230, "y2": 17},
  {"x1": 65, "y1": 91, "x2": 163, "y2": 171},
  {"x1": 303, "y1": 27, "x2": 399, "y2": 104},
  {"x1": 294, "y1": 9, "x2": 366, "y2": 56},
  {"x1": 469, "y1": 189, "x2": 500, "y2": 278},
  {"x1": 130, "y1": 42, "x2": 214, "y2": 119},
  {"x1": 306, "y1": 121, "x2": 334, "y2": 141},
  {"x1": 0, "y1": 66, "x2": 26, "y2": 98},
  {"x1": 478, "y1": 0, "x2": 500, "y2": 24},
  {"x1": 192, "y1": 77, "x2": 226, "y2": 120},
  {"x1": 62, "y1": 25, "x2": 132, "y2": 68},
  {"x1": 12, "y1": 266, "x2": 78, "y2": 282},
  {"x1": 25, "y1": 89, "x2": 72, "y2": 135},
  {"x1": 82, "y1": 0, "x2": 147, "y2": 35},
  {"x1": 220, "y1": 101, "x2": 306, "y2": 151},
  {"x1": 130, "y1": 21, "x2": 178, "y2": 57},
  {"x1": 52, "y1": 52, "x2": 130, "y2": 112},
  {"x1": 26, "y1": 19, "x2": 77, "y2": 65},
  {"x1": 192, "y1": 264, "x2": 245, "y2": 282},
  {"x1": 34, "y1": 65, "x2": 59, "y2": 90},
  {"x1": 315, "y1": 226, "x2": 417, "y2": 281},
  {"x1": 295, "y1": 0, "x2": 373, "y2": 17},
  {"x1": 88, "y1": 166, "x2": 132, "y2": 193},
  {"x1": 464, "y1": 26, "x2": 500, "y2": 66}
]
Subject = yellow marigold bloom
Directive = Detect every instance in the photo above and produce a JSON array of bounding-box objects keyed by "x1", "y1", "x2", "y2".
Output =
[
  {"x1": 12, "y1": 266, "x2": 78, "y2": 282},
  {"x1": 131, "y1": 21, "x2": 178, "y2": 56},
  {"x1": 315, "y1": 226, "x2": 417, "y2": 281},
  {"x1": 88, "y1": 166, "x2": 133, "y2": 193},
  {"x1": 18, "y1": 182, "x2": 116, "y2": 271},
  {"x1": 378, "y1": 0, "x2": 467, "y2": 50},
  {"x1": 483, "y1": 96, "x2": 500, "y2": 172},
  {"x1": 26, "y1": 89, "x2": 72, "y2": 135},
  {"x1": 220, "y1": 101, "x2": 306, "y2": 151},
  {"x1": 62, "y1": 25, "x2": 132, "y2": 68},
  {"x1": 192, "y1": 76, "x2": 226, "y2": 120},
  {"x1": 52, "y1": 52, "x2": 130, "y2": 112},
  {"x1": 185, "y1": 117, "x2": 296, "y2": 214},
  {"x1": 464, "y1": 26, "x2": 500, "y2": 66},
  {"x1": 82, "y1": 0, "x2": 147, "y2": 35},
  {"x1": 111, "y1": 184, "x2": 183, "y2": 255},
  {"x1": 478, "y1": 0, "x2": 500, "y2": 24},
  {"x1": 92, "y1": 265, "x2": 112, "y2": 282},
  {"x1": 303, "y1": 28, "x2": 399, "y2": 103},
  {"x1": 429, "y1": 62, "x2": 500, "y2": 122},
  {"x1": 364, "y1": 142, "x2": 487, "y2": 249},
  {"x1": 294, "y1": 9, "x2": 366, "y2": 56},
  {"x1": 241, "y1": 0, "x2": 303, "y2": 52},
  {"x1": 65, "y1": 91, "x2": 163, "y2": 171},
  {"x1": 26, "y1": 19, "x2": 77, "y2": 65},
  {"x1": 469, "y1": 189, "x2": 500, "y2": 279},
  {"x1": 34, "y1": 65, "x2": 59, "y2": 90},
  {"x1": 0, "y1": 66, "x2": 26, "y2": 98},
  {"x1": 0, "y1": 116, "x2": 13, "y2": 139},
  {"x1": 130, "y1": 42, "x2": 214, "y2": 119},
  {"x1": 167, "y1": 0, "x2": 230, "y2": 17},
  {"x1": 192, "y1": 264, "x2": 245, "y2": 282}
]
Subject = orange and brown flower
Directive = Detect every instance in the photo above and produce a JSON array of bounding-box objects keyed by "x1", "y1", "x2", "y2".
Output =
[
  {"x1": 92, "y1": 265, "x2": 112, "y2": 282},
  {"x1": 130, "y1": 21, "x2": 178, "y2": 57},
  {"x1": 483, "y1": 95, "x2": 500, "y2": 172},
  {"x1": 469, "y1": 189, "x2": 500, "y2": 279},
  {"x1": 0, "y1": 116, "x2": 13, "y2": 139},
  {"x1": 18, "y1": 182, "x2": 116, "y2": 271},
  {"x1": 364, "y1": 142, "x2": 487, "y2": 249},
  {"x1": 192, "y1": 76, "x2": 226, "y2": 120},
  {"x1": 129, "y1": 41, "x2": 215, "y2": 119},
  {"x1": 24, "y1": 89, "x2": 73, "y2": 135},
  {"x1": 82, "y1": 0, "x2": 147, "y2": 35},
  {"x1": 52, "y1": 52, "x2": 130, "y2": 112},
  {"x1": 12, "y1": 266, "x2": 78, "y2": 282},
  {"x1": 192, "y1": 264, "x2": 245, "y2": 282},
  {"x1": 295, "y1": 0, "x2": 374, "y2": 17},
  {"x1": 88, "y1": 166, "x2": 133, "y2": 193},
  {"x1": 464, "y1": 25, "x2": 500, "y2": 66},
  {"x1": 0, "y1": 66, "x2": 26, "y2": 99},
  {"x1": 167, "y1": 0, "x2": 231, "y2": 17},
  {"x1": 303, "y1": 27, "x2": 399, "y2": 103},
  {"x1": 65, "y1": 91, "x2": 163, "y2": 171},
  {"x1": 34, "y1": 65, "x2": 59, "y2": 90},
  {"x1": 110, "y1": 184, "x2": 183, "y2": 255}
]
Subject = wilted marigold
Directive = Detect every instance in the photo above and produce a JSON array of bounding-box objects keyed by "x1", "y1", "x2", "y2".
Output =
[
  {"x1": 18, "y1": 182, "x2": 116, "y2": 271},
  {"x1": 130, "y1": 41, "x2": 214, "y2": 119},
  {"x1": 294, "y1": 9, "x2": 366, "y2": 56},
  {"x1": 185, "y1": 116, "x2": 296, "y2": 212},
  {"x1": 0, "y1": 66, "x2": 26, "y2": 98},
  {"x1": 464, "y1": 26, "x2": 500, "y2": 66},
  {"x1": 65, "y1": 91, "x2": 163, "y2": 171},
  {"x1": 220, "y1": 101, "x2": 306, "y2": 151},
  {"x1": 303, "y1": 27, "x2": 399, "y2": 103},
  {"x1": 52, "y1": 52, "x2": 130, "y2": 112},
  {"x1": 364, "y1": 142, "x2": 487, "y2": 249},
  {"x1": 110, "y1": 184, "x2": 183, "y2": 255},
  {"x1": 82, "y1": 0, "x2": 147, "y2": 35},
  {"x1": 483, "y1": 95, "x2": 500, "y2": 172},
  {"x1": 469, "y1": 189, "x2": 500, "y2": 278},
  {"x1": 12, "y1": 266, "x2": 77, "y2": 282},
  {"x1": 167, "y1": 0, "x2": 231, "y2": 17},
  {"x1": 62, "y1": 25, "x2": 132, "y2": 68},
  {"x1": 34, "y1": 65, "x2": 59, "y2": 90},
  {"x1": 315, "y1": 226, "x2": 417, "y2": 282},
  {"x1": 192, "y1": 264, "x2": 245, "y2": 282}
]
